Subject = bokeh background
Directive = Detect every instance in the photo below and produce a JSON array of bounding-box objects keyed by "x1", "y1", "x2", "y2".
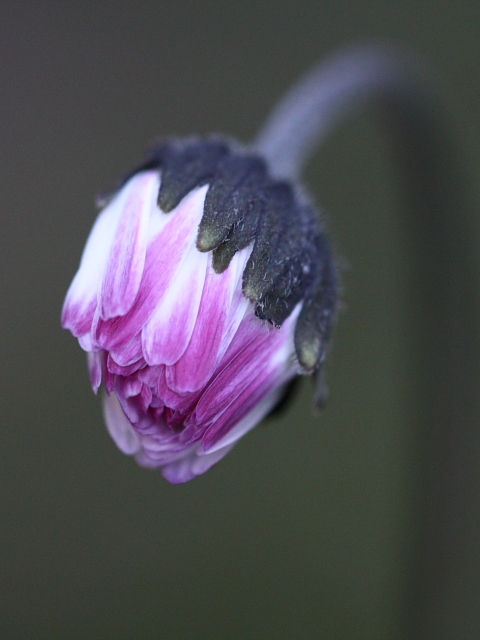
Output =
[{"x1": 1, "y1": 2, "x2": 479, "y2": 639}]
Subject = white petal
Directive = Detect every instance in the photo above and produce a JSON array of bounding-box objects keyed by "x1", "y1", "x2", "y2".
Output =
[
  {"x1": 87, "y1": 351, "x2": 103, "y2": 393},
  {"x1": 167, "y1": 246, "x2": 252, "y2": 392},
  {"x1": 99, "y1": 171, "x2": 160, "y2": 320},
  {"x1": 161, "y1": 443, "x2": 234, "y2": 484},
  {"x1": 93, "y1": 185, "x2": 208, "y2": 352},
  {"x1": 199, "y1": 383, "x2": 285, "y2": 454},
  {"x1": 102, "y1": 391, "x2": 141, "y2": 455},
  {"x1": 215, "y1": 246, "x2": 252, "y2": 360},
  {"x1": 142, "y1": 243, "x2": 208, "y2": 365},
  {"x1": 62, "y1": 179, "x2": 130, "y2": 334}
]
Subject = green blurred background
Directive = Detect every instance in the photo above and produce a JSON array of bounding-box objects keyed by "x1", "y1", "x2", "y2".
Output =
[{"x1": 1, "y1": 2, "x2": 479, "y2": 638}]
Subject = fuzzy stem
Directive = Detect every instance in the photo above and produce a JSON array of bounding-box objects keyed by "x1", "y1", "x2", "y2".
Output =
[{"x1": 255, "y1": 45, "x2": 480, "y2": 639}]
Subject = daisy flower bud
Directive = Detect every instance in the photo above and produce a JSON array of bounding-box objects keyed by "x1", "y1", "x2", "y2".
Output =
[{"x1": 62, "y1": 136, "x2": 337, "y2": 483}]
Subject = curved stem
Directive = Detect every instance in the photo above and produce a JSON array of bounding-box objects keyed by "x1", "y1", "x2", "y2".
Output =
[
  {"x1": 255, "y1": 45, "x2": 480, "y2": 639},
  {"x1": 254, "y1": 45, "x2": 438, "y2": 180}
]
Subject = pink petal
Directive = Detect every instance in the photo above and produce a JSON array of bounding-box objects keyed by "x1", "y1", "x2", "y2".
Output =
[
  {"x1": 87, "y1": 351, "x2": 104, "y2": 394},
  {"x1": 215, "y1": 248, "x2": 252, "y2": 359},
  {"x1": 200, "y1": 382, "x2": 285, "y2": 453},
  {"x1": 156, "y1": 365, "x2": 202, "y2": 414},
  {"x1": 190, "y1": 306, "x2": 299, "y2": 431},
  {"x1": 161, "y1": 443, "x2": 235, "y2": 484},
  {"x1": 168, "y1": 248, "x2": 249, "y2": 393},
  {"x1": 78, "y1": 331, "x2": 98, "y2": 352},
  {"x1": 142, "y1": 243, "x2": 208, "y2": 365},
  {"x1": 102, "y1": 392, "x2": 141, "y2": 455},
  {"x1": 108, "y1": 333, "x2": 143, "y2": 366},
  {"x1": 139, "y1": 435, "x2": 188, "y2": 457},
  {"x1": 61, "y1": 177, "x2": 132, "y2": 336},
  {"x1": 188, "y1": 320, "x2": 274, "y2": 426},
  {"x1": 137, "y1": 364, "x2": 164, "y2": 388},
  {"x1": 93, "y1": 185, "x2": 208, "y2": 351},
  {"x1": 201, "y1": 368, "x2": 287, "y2": 450},
  {"x1": 62, "y1": 298, "x2": 98, "y2": 338},
  {"x1": 116, "y1": 376, "x2": 143, "y2": 398},
  {"x1": 114, "y1": 388, "x2": 155, "y2": 433},
  {"x1": 200, "y1": 309, "x2": 300, "y2": 448},
  {"x1": 134, "y1": 442, "x2": 195, "y2": 469},
  {"x1": 99, "y1": 171, "x2": 160, "y2": 320},
  {"x1": 106, "y1": 352, "x2": 146, "y2": 376}
]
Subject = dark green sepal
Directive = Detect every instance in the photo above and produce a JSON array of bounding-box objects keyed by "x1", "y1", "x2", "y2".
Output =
[
  {"x1": 242, "y1": 181, "x2": 298, "y2": 301},
  {"x1": 254, "y1": 251, "x2": 316, "y2": 326},
  {"x1": 157, "y1": 139, "x2": 230, "y2": 212},
  {"x1": 294, "y1": 235, "x2": 337, "y2": 372},
  {"x1": 197, "y1": 155, "x2": 267, "y2": 252},
  {"x1": 211, "y1": 194, "x2": 265, "y2": 273}
]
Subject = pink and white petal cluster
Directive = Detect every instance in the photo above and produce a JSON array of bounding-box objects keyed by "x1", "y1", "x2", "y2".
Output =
[{"x1": 62, "y1": 170, "x2": 300, "y2": 483}]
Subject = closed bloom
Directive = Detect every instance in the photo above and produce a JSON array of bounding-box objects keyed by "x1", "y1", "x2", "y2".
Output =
[{"x1": 62, "y1": 138, "x2": 337, "y2": 482}]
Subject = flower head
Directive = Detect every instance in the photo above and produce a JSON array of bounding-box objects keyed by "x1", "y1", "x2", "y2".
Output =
[{"x1": 62, "y1": 137, "x2": 337, "y2": 483}]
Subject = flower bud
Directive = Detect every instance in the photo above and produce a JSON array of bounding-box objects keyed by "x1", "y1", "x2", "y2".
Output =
[{"x1": 62, "y1": 137, "x2": 337, "y2": 483}]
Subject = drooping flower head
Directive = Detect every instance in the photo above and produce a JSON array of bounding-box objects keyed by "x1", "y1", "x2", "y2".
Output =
[{"x1": 62, "y1": 137, "x2": 337, "y2": 482}]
